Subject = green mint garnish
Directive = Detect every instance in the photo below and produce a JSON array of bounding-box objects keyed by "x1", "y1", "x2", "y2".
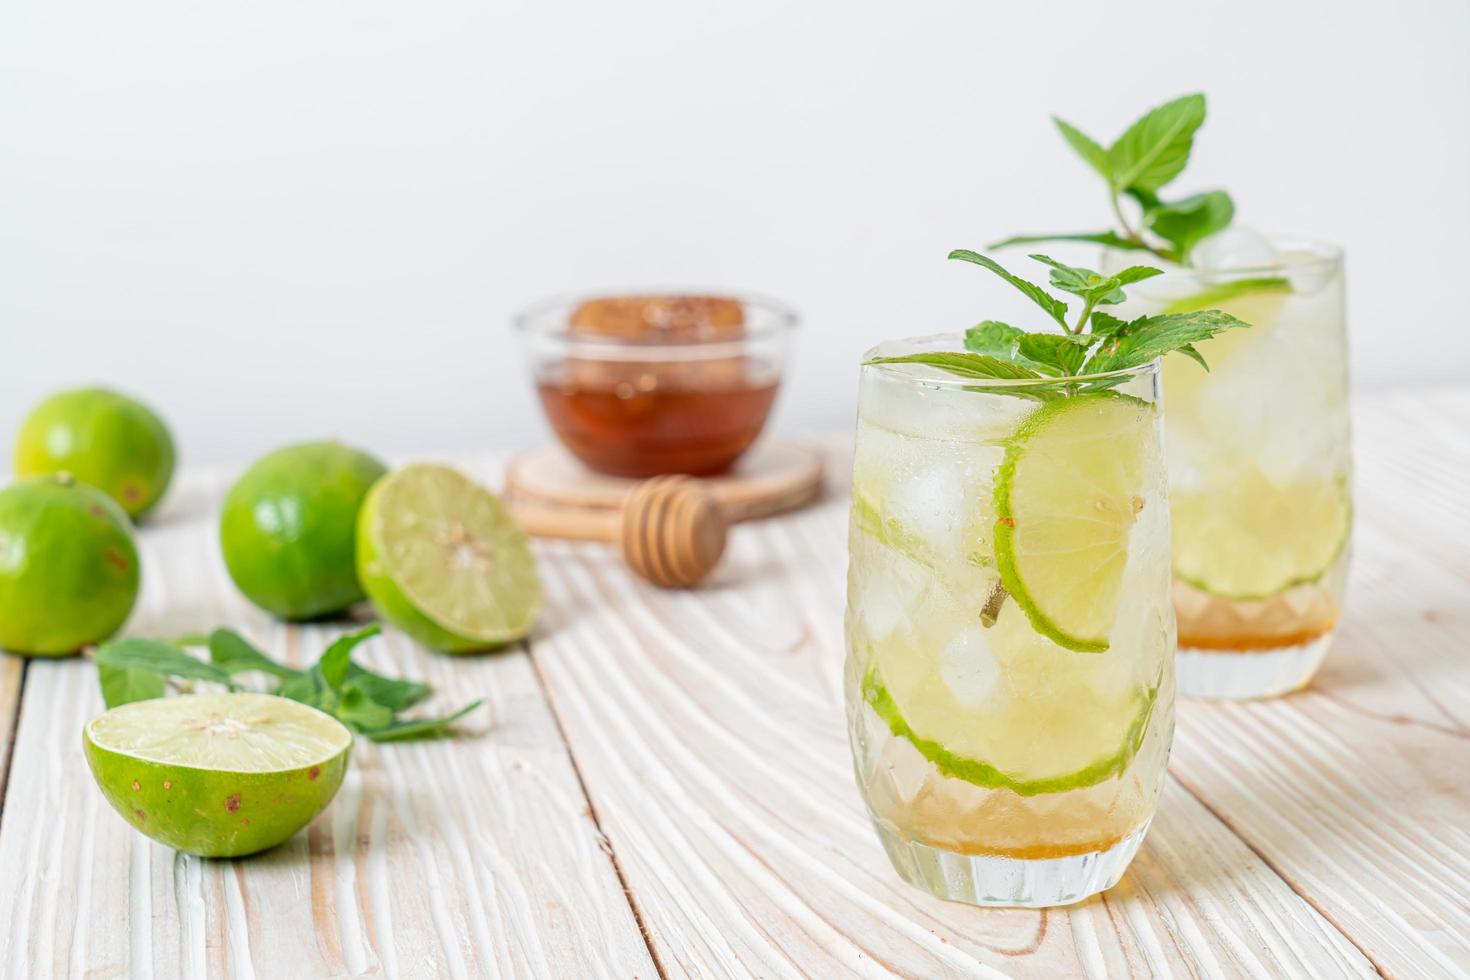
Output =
[
  {"x1": 991, "y1": 93, "x2": 1232, "y2": 265},
  {"x1": 865, "y1": 251, "x2": 1249, "y2": 387},
  {"x1": 94, "y1": 624, "x2": 480, "y2": 742}
]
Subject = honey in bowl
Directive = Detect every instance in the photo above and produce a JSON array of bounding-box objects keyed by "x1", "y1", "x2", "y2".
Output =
[{"x1": 521, "y1": 294, "x2": 794, "y2": 478}]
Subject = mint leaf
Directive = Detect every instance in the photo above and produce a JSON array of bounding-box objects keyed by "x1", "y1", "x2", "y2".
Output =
[
  {"x1": 1176, "y1": 343, "x2": 1209, "y2": 370},
  {"x1": 208, "y1": 629, "x2": 302, "y2": 679},
  {"x1": 867, "y1": 352, "x2": 1047, "y2": 381},
  {"x1": 277, "y1": 670, "x2": 322, "y2": 704},
  {"x1": 1016, "y1": 333, "x2": 1093, "y2": 376},
  {"x1": 948, "y1": 250, "x2": 1068, "y2": 329},
  {"x1": 1087, "y1": 309, "x2": 1249, "y2": 372},
  {"x1": 335, "y1": 678, "x2": 396, "y2": 732},
  {"x1": 362, "y1": 701, "x2": 483, "y2": 743},
  {"x1": 98, "y1": 664, "x2": 168, "y2": 708},
  {"x1": 964, "y1": 321, "x2": 1056, "y2": 373},
  {"x1": 1028, "y1": 254, "x2": 1162, "y2": 307},
  {"x1": 1145, "y1": 190, "x2": 1234, "y2": 263},
  {"x1": 1090, "y1": 311, "x2": 1130, "y2": 337},
  {"x1": 1027, "y1": 254, "x2": 1108, "y2": 297},
  {"x1": 342, "y1": 666, "x2": 429, "y2": 712},
  {"x1": 94, "y1": 638, "x2": 237, "y2": 689},
  {"x1": 1053, "y1": 117, "x2": 1110, "y2": 180},
  {"x1": 1163, "y1": 276, "x2": 1291, "y2": 313},
  {"x1": 1108, "y1": 93, "x2": 1207, "y2": 193},
  {"x1": 1111, "y1": 265, "x2": 1166, "y2": 288},
  {"x1": 988, "y1": 231, "x2": 1153, "y2": 253},
  {"x1": 866, "y1": 352, "x2": 1060, "y2": 400},
  {"x1": 315, "y1": 624, "x2": 381, "y2": 692}
]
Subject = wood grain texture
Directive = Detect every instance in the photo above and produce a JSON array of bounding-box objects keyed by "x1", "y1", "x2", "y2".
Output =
[
  {"x1": 527, "y1": 470, "x2": 1375, "y2": 978},
  {"x1": 0, "y1": 655, "x2": 23, "y2": 810},
  {"x1": 0, "y1": 391, "x2": 1464, "y2": 978},
  {"x1": 1169, "y1": 389, "x2": 1470, "y2": 978},
  {"x1": 0, "y1": 466, "x2": 655, "y2": 980}
]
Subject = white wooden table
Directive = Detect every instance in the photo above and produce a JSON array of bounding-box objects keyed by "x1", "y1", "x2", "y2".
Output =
[{"x1": 0, "y1": 389, "x2": 1466, "y2": 979}]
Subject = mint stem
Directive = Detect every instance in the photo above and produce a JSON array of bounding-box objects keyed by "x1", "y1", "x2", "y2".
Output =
[{"x1": 1110, "y1": 191, "x2": 1140, "y2": 243}]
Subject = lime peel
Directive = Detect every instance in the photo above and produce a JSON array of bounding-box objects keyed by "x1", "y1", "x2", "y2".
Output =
[
  {"x1": 83, "y1": 692, "x2": 351, "y2": 857},
  {"x1": 863, "y1": 666, "x2": 1156, "y2": 797},
  {"x1": 992, "y1": 394, "x2": 1153, "y2": 654},
  {"x1": 1171, "y1": 474, "x2": 1351, "y2": 600}
]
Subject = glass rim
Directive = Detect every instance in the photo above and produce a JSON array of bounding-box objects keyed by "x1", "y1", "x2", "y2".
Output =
[
  {"x1": 513, "y1": 289, "x2": 800, "y2": 356},
  {"x1": 860, "y1": 334, "x2": 1159, "y2": 390},
  {"x1": 1148, "y1": 234, "x2": 1343, "y2": 281}
]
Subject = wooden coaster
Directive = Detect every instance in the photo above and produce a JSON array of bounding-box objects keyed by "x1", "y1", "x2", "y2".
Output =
[{"x1": 504, "y1": 441, "x2": 824, "y2": 523}]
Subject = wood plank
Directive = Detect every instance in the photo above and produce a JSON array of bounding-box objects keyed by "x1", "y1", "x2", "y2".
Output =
[
  {"x1": 0, "y1": 656, "x2": 23, "y2": 811},
  {"x1": 529, "y1": 487, "x2": 1375, "y2": 978},
  {"x1": 1168, "y1": 389, "x2": 1470, "y2": 977},
  {"x1": 0, "y1": 466, "x2": 656, "y2": 980}
]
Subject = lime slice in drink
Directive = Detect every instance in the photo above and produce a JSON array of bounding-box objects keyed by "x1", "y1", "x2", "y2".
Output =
[
  {"x1": 83, "y1": 693, "x2": 351, "y2": 857},
  {"x1": 1161, "y1": 278, "x2": 1291, "y2": 397},
  {"x1": 864, "y1": 602, "x2": 1158, "y2": 795},
  {"x1": 1172, "y1": 470, "x2": 1350, "y2": 599},
  {"x1": 993, "y1": 394, "x2": 1154, "y2": 653},
  {"x1": 357, "y1": 464, "x2": 540, "y2": 653}
]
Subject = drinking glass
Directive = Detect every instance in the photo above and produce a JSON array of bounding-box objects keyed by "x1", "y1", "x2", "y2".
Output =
[{"x1": 844, "y1": 338, "x2": 1175, "y2": 907}]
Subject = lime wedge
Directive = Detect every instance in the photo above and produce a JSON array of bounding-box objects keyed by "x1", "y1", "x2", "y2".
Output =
[
  {"x1": 1172, "y1": 470, "x2": 1350, "y2": 599},
  {"x1": 993, "y1": 394, "x2": 1154, "y2": 653},
  {"x1": 357, "y1": 464, "x2": 540, "y2": 652},
  {"x1": 83, "y1": 693, "x2": 351, "y2": 857},
  {"x1": 864, "y1": 599, "x2": 1159, "y2": 795}
]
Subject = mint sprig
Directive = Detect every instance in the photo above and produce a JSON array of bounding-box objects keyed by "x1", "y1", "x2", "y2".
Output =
[
  {"x1": 991, "y1": 93, "x2": 1232, "y2": 265},
  {"x1": 93, "y1": 624, "x2": 480, "y2": 742},
  {"x1": 866, "y1": 251, "x2": 1248, "y2": 388}
]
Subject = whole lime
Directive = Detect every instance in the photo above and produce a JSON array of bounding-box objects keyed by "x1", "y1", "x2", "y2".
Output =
[
  {"x1": 220, "y1": 442, "x2": 387, "y2": 620},
  {"x1": 0, "y1": 475, "x2": 140, "y2": 655},
  {"x1": 84, "y1": 692, "x2": 351, "y2": 857},
  {"x1": 14, "y1": 387, "x2": 176, "y2": 520}
]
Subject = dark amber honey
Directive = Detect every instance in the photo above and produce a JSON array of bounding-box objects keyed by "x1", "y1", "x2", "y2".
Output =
[{"x1": 536, "y1": 363, "x2": 778, "y2": 477}]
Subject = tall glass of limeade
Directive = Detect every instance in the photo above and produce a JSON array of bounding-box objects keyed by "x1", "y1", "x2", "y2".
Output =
[
  {"x1": 844, "y1": 338, "x2": 1175, "y2": 907},
  {"x1": 1107, "y1": 237, "x2": 1351, "y2": 699}
]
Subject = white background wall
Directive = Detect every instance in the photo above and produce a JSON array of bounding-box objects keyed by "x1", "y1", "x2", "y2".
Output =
[{"x1": 2, "y1": 0, "x2": 1466, "y2": 466}]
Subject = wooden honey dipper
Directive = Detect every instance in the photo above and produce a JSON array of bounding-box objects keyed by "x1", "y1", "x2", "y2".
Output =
[{"x1": 510, "y1": 475, "x2": 728, "y2": 588}]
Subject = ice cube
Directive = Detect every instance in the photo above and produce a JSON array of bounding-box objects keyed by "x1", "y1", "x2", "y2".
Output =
[
  {"x1": 859, "y1": 575, "x2": 911, "y2": 641},
  {"x1": 939, "y1": 627, "x2": 1000, "y2": 709},
  {"x1": 1193, "y1": 227, "x2": 1279, "y2": 272},
  {"x1": 886, "y1": 461, "x2": 972, "y2": 560},
  {"x1": 859, "y1": 366, "x2": 1031, "y2": 443}
]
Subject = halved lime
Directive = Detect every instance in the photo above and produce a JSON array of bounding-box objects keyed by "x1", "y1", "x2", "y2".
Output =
[
  {"x1": 1172, "y1": 470, "x2": 1350, "y2": 599},
  {"x1": 993, "y1": 394, "x2": 1154, "y2": 653},
  {"x1": 863, "y1": 603, "x2": 1158, "y2": 796},
  {"x1": 357, "y1": 465, "x2": 540, "y2": 653},
  {"x1": 83, "y1": 693, "x2": 351, "y2": 857}
]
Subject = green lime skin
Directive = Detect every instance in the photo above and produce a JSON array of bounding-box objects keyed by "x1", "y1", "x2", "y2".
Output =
[
  {"x1": 83, "y1": 730, "x2": 349, "y2": 858},
  {"x1": 219, "y1": 442, "x2": 387, "y2": 620},
  {"x1": 14, "y1": 387, "x2": 176, "y2": 520},
  {"x1": 356, "y1": 487, "x2": 493, "y2": 653},
  {"x1": 0, "y1": 476, "x2": 140, "y2": 655}
]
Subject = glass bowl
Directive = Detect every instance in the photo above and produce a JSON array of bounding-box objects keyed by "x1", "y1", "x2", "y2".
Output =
[{"x1": 515, "y1": 292, "x2": 798, "y2": 477}]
